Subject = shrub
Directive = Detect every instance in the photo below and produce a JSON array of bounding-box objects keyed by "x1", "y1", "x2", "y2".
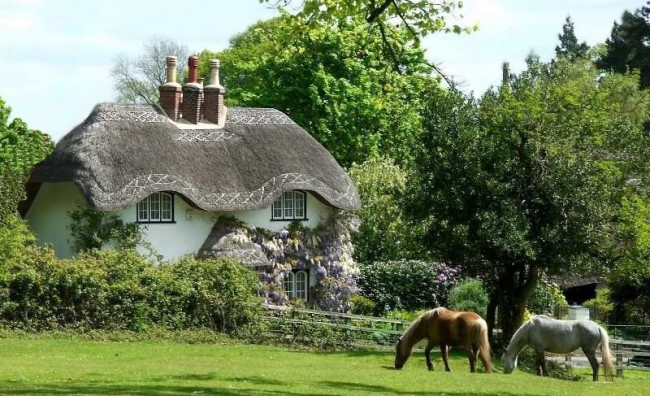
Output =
[
  {"x1": 357, "y1": 260, "x2": 459, "y2": 316},
  {"x1": 0, "y1": 245, "x2": 262, "y2": 334},
  {"x1": 169, "y1": 257, "x2": 262, "y2": 333},
  {"x1": 583, "y1": 287, "x2": 614, "y2": 323},
  {"x1": 447, "y1": 278, "x2": 489, "y2": 317},
  {"x1": 350, "y1": 294, "x2": 375, "y2": 316},
  {"x1": 528, "y1": 279, "x2": 568, "y2": 316}
]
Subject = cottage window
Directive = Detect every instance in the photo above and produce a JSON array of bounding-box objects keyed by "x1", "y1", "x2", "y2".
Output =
[
  {"x1": 137, "y1": 192, "x2": 174, "y2": 222},
  {"x1": 271, "y1": 191, "x2": 306, "y2": 220},
  {"x1": 283, "y1": 270, "x2": 309, "y2": 300}
]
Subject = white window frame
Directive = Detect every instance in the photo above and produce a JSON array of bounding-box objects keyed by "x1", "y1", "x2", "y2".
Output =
[
  {"x1": 137, "y1": 192, "x2": 174, "y2": 223},
  {"x1": 271, "y1": 190, "x2": 307, "y2": 220},
  {"x1": 284, "y1": 270, "x2": 309, "y2": 300}
]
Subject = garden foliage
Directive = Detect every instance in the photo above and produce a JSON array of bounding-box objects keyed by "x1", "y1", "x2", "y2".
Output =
[
  {"x1": 0, "y1": 239, "x2": 261, "y2": 333},
  {"x1": 356, "y1": 260, "x2": 458, "y2": 316},
  {"x1": 447, "y1": 278, "x2": 489, "y2": 317}
]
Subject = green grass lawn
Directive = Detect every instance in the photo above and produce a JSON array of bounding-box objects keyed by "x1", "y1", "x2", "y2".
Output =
[{"x1": 0, "y1": 336, "x2": 648, "y2": 395}]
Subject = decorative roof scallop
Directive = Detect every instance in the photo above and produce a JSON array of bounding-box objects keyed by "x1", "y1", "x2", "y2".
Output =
[{"x1": 29, "y1": 104, "x2": 360, "y2": 213}]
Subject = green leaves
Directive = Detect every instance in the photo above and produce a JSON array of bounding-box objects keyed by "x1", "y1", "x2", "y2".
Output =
[
  {"x1": 0, "y1": 96, "x2": 53, "y2": 225},
  {"x1": 200, "y1": 16, "x2": 436, "y2": 167},
  {"x1": 261, "y1": 0, "x2": 475, "y2": 40},
  {"x1": 410, "y1": 56, "x2": 650, "y2": 337}
]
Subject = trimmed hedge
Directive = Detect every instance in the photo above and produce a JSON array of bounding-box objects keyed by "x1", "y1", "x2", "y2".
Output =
[{"x1": 0, "y1": 248, "x2": 261, "y2": 333}]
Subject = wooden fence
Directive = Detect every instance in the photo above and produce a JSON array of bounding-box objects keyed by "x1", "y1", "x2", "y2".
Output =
[
  {"x1": 527, "y1": 338, "x2": 650, "y2": 376},
  {"x1": 261, "y1": 305, "x2": 650, "y2": 375},
  {"x1": 261, "y1": 304, "x2": 409, "y2": 347},
  {"x1": 611, "y1": 339, "x2": 650, "y2": 376}
]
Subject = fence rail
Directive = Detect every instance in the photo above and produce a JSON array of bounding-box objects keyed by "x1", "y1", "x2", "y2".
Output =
[
  {"x1": 261, "y1": 304, "x2": 410, "y2": 347},
  {"x1": 611, "y1": 339, "x2": 650, "y2": 376},
  {"x1": 261, "y1": 305, "x2": 650, "y2": 374}
]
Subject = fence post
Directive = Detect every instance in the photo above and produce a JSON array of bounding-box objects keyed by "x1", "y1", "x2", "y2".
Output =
[
  {"x1": 615, "y1": 341, "x2": 624, "y2": 378},
  {"x1": 565, "y1": 353, "x2": 572, "y2": 368}
]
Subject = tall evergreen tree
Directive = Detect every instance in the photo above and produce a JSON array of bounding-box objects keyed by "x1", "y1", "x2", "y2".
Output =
[
  {"x1": 598, "y1": 3, "x2": 650, "y2": 89},
  {"x1": 555, "y1": 16, "x2": 589, "y2": 61}
]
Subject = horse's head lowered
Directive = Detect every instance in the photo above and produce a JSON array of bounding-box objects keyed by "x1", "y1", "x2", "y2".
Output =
[
  {"x1": 394, "y1": 336, "x2": 411, "y2": 369},
  {"x1": 501, "y1": 352, "x2": 517, "y2": 374}
]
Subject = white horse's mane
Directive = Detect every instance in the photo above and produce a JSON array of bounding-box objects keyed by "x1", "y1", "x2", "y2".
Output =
[{"x1": 504, "y1": 318, "x2": 531, "y2": 357}]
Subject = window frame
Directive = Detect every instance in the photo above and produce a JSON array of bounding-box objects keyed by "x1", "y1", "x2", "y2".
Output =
[
  {"x1": 271, "y1": 190, "x2": 308, "y2": 221},
  {"x1": 136, "y1": 192, "x2": 175, "y2": 223},
  {"x1": 283, "y1": 269, "x2": 309, "y2": 300}
]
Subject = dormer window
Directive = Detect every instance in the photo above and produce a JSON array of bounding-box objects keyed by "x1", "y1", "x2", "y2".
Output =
[
  {"x1": 137, "y1": 192, "x2": 174, "y2": 223},
  {"x1": 272, "y1": 191, "x2": 306, "y2": 220}
]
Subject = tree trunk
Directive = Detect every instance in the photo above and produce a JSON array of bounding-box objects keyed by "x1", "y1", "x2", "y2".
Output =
[
  {"x1": 486, "y1": 294, "x2": 498, "y2": 345},
  {"x1": 493, "y1": 261, "x2": 539, "y2": 347}
]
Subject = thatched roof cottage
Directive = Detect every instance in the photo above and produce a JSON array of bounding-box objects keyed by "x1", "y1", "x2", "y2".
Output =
[{"x1": 23, "y1": 56, "x2": 361, "y2": 309}]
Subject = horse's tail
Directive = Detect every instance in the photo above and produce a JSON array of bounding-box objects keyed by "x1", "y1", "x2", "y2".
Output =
[
  {"x1": 476, "y1": 318, "x2": 492, "y2": 373},
  {"x1": 599, "y1": 325, "x2": 615, "y2": 381}
]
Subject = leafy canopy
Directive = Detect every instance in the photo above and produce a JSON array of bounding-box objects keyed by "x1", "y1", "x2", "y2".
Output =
[
  {"x1": 259, "y1": 0, "x2": 475, "y2": 85},
  {"x1": 410, "y1": 57, "x2": 650, "y2": 339},
  {"x1": 0, "y1": 97, "x2": 53, "y2": 224},
  {"x1": 261, "y1": 0, "x2": 474, "y2": 36},
  {"x1": 199, "y1": 15, "x2": 438, "y2": 167}
]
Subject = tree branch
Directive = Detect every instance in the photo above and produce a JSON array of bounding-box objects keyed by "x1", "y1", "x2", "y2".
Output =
[
  {"x1": 367, "y1": 0, "x2": 394, "y2": 23},
  {"x1": 424, "y1": 60, "x2": 456, "y2": 88}
]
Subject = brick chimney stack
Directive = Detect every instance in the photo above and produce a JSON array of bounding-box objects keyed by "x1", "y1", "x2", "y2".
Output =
[
  {"x1": 181, "y1": 55, "x2": 203, "y2": 124},
  {"x1": 159, "y1": 56, "x2": 182, "y2": 121},
  {"x1": 204, "y1": 59, "x2": 226, "y2": 126}
]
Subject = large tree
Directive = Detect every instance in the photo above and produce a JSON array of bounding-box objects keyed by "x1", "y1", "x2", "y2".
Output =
[
  {"x1": 259, "y1": 0, "x2": 474, "y2": 85},
  {"x1": 349, "y1": 156, "x2": 426, "y2": 263},
  {"x1": 410, "y1": 57, "x2": 650, "y2": 343},
  {"x1": 200, "y1": 16, "x2": 438, "y2": 168},
  {"x1": 0, "y1": 97, "x2": 53, "y2": 224},
  {"x1": 598, "y1": 2, "x2": 650, "y2": 89},
  {"x1": 111, "y1": 37, "x2": 189, "y2": 104}
]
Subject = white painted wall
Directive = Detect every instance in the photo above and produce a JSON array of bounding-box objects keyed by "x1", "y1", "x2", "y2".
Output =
[
  {"x1": 26, "y1": 183, "x2": 335, "y2": 261},
  {"x1": 229, "y1": 193, "x2": 333, "y2": 231},
  {"x1": 112, "y1": 196, "x2": 215, "y2": 261},
  {"x1": 25, "y1": 182, "x2": 86, "y2": 258}
]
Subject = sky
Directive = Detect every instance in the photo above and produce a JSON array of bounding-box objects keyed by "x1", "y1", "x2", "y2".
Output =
[{"x1": 0, "y1": 0, "x2": 644, "y2": 142}]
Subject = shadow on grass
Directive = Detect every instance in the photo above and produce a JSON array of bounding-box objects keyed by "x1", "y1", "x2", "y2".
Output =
[
  {"x1": 0, "y1": 380, "x2": 552, "y2": 396},
  {"x1": 0, "y1": 381, "x2": 317, "y2": 396},
  {"x1": 316, "y1": 380, "x2": 532, "y2": 396}
]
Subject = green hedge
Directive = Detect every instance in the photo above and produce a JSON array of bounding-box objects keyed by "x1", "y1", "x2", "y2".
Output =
[{"x1": 0, "y1": 248, "x2": 261, "y2": 333}]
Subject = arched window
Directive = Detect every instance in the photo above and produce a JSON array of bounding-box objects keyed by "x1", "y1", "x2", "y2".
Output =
[
  {"x1": 283, "y1": 271, "x2": 295, "y2": 298},
  {"x1": 284, "y1": 270, "x2": 309, "y2": 300},
  {"x1": 295, "y1": 271, "x2": 308, "y2": 299},
  {"x1": 137, "y1": 192, "x2": 174, "y2": 223},
  {"x1": 271, "y1": 190, "x2": 307, "y2": 220}
]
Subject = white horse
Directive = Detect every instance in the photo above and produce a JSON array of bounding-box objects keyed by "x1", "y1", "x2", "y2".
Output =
[{"x1": 502, "y1": 315, "x2": 614, "y2": 381}]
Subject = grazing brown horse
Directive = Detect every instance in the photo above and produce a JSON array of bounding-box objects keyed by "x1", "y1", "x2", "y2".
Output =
[{"x1": 394, "y1": 307, "x2": 492, "y2": 373}]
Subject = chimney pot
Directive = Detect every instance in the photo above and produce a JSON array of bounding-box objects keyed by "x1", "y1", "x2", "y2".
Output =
[
  {"x1": 182, "y1": 55, "x2": 203, "y2": 124},
  {"x1": 188, "y1": 55, "x2": 199, "y2": 84},
  {"x1": 204, "y1": 58, "x2": 226, "y2": 126},
  {"x1": 159, "y1": 55, "x2": 182, "y2": 121},
  {"x1": 165, "y1": 56, "x2": 177, "y2": 83}
]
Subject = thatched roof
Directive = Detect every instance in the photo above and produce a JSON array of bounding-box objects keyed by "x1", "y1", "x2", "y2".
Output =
[{"x1": 28, "y1": 104, "x2": 360, "y2": 212}]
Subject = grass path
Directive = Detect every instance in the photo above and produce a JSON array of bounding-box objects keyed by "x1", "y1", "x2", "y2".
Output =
[{"x1": 0, "y1": 337, "x2": 648, "y2": 395}]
